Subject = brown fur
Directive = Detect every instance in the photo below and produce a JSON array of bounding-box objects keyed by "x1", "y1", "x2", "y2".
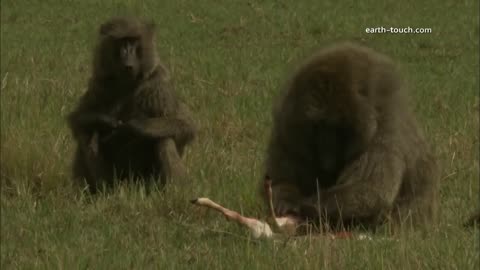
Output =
[
  {"x1": 464, "y1": 209, "x2": 480, "y2": 227},
  {"x1": 68, "y1": 17, "x2": 196, "y2": 193},
  {"x1": 262, "y1": 43, "x2": 439, "y2": 231}
]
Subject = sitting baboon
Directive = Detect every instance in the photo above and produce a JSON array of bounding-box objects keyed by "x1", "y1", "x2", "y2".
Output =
[
  {"x1": 262, "y1": 42, "x2": 439, "y2": 230},
  {"x1": 68, "y1": 17, "x2": 196, "y2": 193}
]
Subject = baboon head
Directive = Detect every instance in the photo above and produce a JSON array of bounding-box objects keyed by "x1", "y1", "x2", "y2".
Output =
[
  {"x1": 287, "y1": 43, "x2": 404, "y2": 155},
  {"x1": 93, "y1": 17, "x2": 158, "y2": 81}
]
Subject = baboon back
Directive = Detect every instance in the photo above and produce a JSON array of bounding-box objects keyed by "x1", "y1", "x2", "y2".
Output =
[{"x1": 263, "y1": 42, "x2": 439, "y2": 230}]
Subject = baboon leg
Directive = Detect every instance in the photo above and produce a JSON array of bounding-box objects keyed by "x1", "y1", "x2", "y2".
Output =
[
  {"x1": 157, "y1": 138, "x2": 186, "y2": 185},
  {"x1": 302, "y1": 150, "x2": 405, "y2": 225},
  {"x1": 390, "y1": 194, "x2": 435, "y2": 230},
  {"x1": 72, "y1": 149, "x2": 98, "y2": 193},
  {"x1": 392, "y1": 159, "x2": 439, "y2": 228},
  {"x1": 72, "y1": 136, "x2": 113, "y2": 194}
]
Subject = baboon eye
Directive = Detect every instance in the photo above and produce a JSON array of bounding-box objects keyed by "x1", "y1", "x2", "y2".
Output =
[{"x1": 118, "y1": 44, "x2": 127, "y2": 57}]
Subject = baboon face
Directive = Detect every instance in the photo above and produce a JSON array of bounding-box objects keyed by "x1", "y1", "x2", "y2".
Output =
[
  {"x1": 95, "y1": 17, "x2": 157, "y2": 81},
  {"x1": 114, "y1": 37, "x2": 142, "y2": 79},
  {"x1": 289, "y1": 66, "x2": 379, "y2": 159}
]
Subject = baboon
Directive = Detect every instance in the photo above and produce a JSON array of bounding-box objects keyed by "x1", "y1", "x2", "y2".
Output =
[
  {"x1": 262, "y1": 43, "x2": 439, "y2": 231},
  {"x1": 465, "y1": 209, "x2": 480, "y2": 227},
  {"x1": 68, "y1": 17, "x2": 196, "y2": 193}
]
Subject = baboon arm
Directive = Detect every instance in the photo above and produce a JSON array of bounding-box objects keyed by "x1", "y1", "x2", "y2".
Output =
[
  {"x1": 128, "y1": 103, "x2": 196, "y2": 144},
  {"x1": 68, "y1": 112, "x2": 119, "y2": 149},
  {"x1": 68, "y1": 112, "x2": 118, "y2": 131},
  {"x1": 67, "y1": 84, "x2": 119, "y2": 138},
  {"x1": 268, "y1": 182, "x2": 307, "y2": 216},
  {"x1": 130, "y1": 118, "x2": 192, "y2": 137},
  {"x1": 129, "y1": 117, "x2": 195, "y2": 144},
  {"x1": 155, "y1": 138, "x2": 187, "y2": 184},
  {"x1": 318, "y1": 149, "x2": 405, "y2": 220},
  {"x1": 69, "y1": 112, "x2": 101, "y2": 127}
]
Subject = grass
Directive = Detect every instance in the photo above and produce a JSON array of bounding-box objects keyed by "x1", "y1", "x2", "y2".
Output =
[{"x1": 1, "y1": 0, "x2": 479, "y2": 269}]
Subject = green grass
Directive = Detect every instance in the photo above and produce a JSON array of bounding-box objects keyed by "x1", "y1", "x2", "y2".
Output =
[{"x1": 1, "y1": 0, "x2": 479, "y2": 269}]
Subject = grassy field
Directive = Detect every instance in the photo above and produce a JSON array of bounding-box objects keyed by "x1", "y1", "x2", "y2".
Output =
[{"x1": 1, "y1": 0, "x2": 479, "y2": 269}]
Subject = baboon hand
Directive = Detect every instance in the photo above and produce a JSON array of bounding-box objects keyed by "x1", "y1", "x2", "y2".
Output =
[
  {"x1": 97, "y1": 115, "x2": 122, "y2": 129},
  {"x1": 88, "y1": 133, "x2": 100, "y2": 156},
  {"x1": 273, "y1": 199, "x2": 301, "y2": 217},
  {"x1": 122, "y1": 119, "x2": 145, "y2": 134}
]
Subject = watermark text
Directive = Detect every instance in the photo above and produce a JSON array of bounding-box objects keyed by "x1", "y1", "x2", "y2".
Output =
[{"x1": 365, "y1": 26, "x2": 432, "y2": 34}]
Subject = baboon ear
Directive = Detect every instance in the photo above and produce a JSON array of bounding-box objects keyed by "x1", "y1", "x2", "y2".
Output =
[
  {"x1": 99, "y1": 21, "x2": 115, "y2": 36},
  {"x1": 145, "y1": 21, "x2": 156, "y2": 35}
]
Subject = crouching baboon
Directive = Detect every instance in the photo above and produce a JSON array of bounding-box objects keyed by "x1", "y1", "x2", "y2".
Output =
[
  {"x1": 262, "y1": 43, "x2": 439, "y2": 231},
  {"x1": 68, "y1": 17, "x2": 196, "y2": 193}
]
